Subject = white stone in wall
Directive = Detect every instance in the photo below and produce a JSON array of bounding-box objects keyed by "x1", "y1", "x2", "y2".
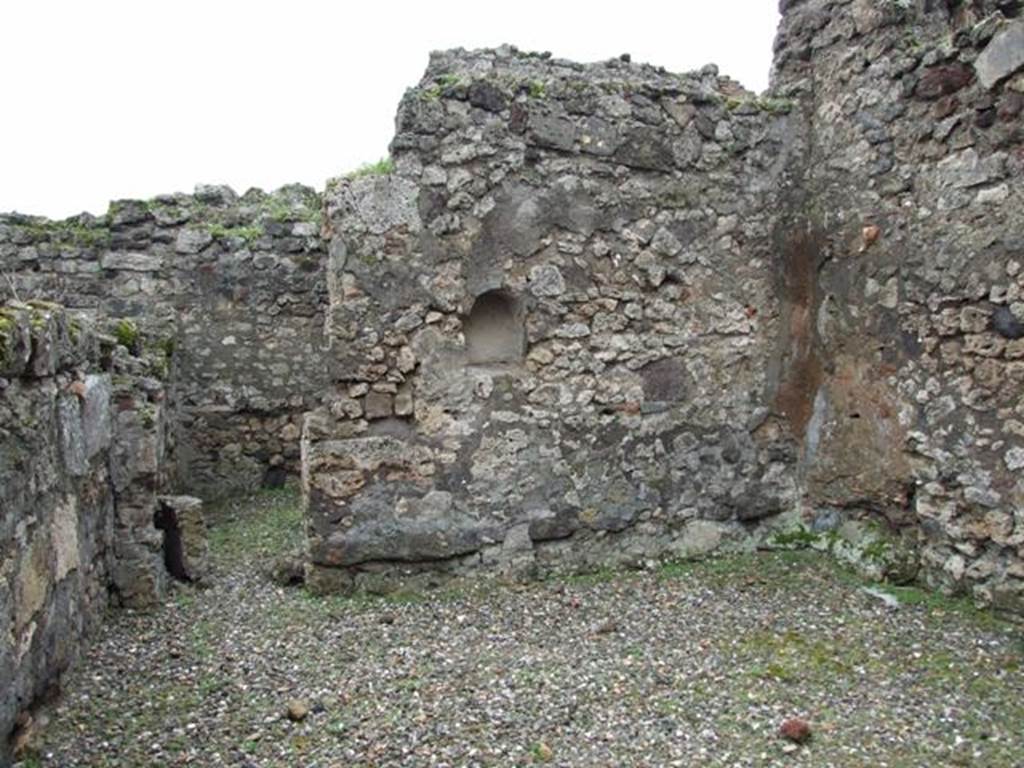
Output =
[{"x1": 51, "y1": 495, "x2": 80, "y2": 582}]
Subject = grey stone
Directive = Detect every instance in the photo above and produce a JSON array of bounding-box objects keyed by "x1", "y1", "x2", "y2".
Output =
[
  {"x1": 992, "y1": 305, "x2": 1024, "y2": 339},
  {"x1": 468, "y1": 81, "x2": 507, "y2": 113},
  {"x1": 81, "y1": 375, "x2": 113, "y2": 460},
  {"x1": 364, "y1": 392, "x2": 393, "y2": 420},
  {"x1": 615, "y1": 127, "x2": 674, "y2": 172},
  {"x1": 528, "y1": 264, "x2": 566, "y2": 297},
  {"x1": 650, "y1": 228, "x2": 682, "y2": 257},
  {"x1": 975, "y1": 21, "x2": 1024, "y2": 89},
  {"x1": 175, "y1": 227, "x2": 213, "y2": 254},
  {"x1": 662, "y1": 99, "x2": 696, "y2": 129},
  {"x1": 1005, "y1": 447, "x2": 1024, "y2": 471},
  {"x1": 99, "y1": 251, "x2": 164, "y2": 272},
  {"x1": 851, "y1": 0, "x2": 905, "y2": 33},
  {"x1": 934, "y1": 148, "x2": 1006, "y2": 189},
  {"x1": 394, "y1": 390, "x2": 414, "y2": 416},
  {"x1": 528, "y1": 109, "x2": 576, "y2": 151},
  {"x1": 194, "y1": 184, "x2": 238, "y2": 205},
  {"x1": 58, "y1": 393, "x2": 88, "y2": 477},
  {"x1": 341, "y1": 175, "x2": 421, "y2": 235},
  {"x1": 578, "y1": 117, "x2": 619, "y2": 156}
]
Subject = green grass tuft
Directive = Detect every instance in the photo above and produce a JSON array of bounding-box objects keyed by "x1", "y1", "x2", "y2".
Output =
[
  {"x1": 13, "y1": 221, "x2": 111, "y2": 249},
  {"x1": 113, "y1": 318, "x2": 139, "y2": 350},
  {"x1": 206, "y1": 223, "x2": 264, "y2": 243},
  {"x1": 346, "y1": 157, "x2": 394, "y2": 179},
  {"x1": 434, "y1": 73, "x2": 461, "y2": 88}
]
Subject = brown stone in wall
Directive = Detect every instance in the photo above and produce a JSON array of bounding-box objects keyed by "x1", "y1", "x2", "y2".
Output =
[
  {"x1": 772, "y1": 229, "x2": 825, "y2": 440},
  {"x1": 915, "y1": 64, "x2": 974, "y2": 100}
]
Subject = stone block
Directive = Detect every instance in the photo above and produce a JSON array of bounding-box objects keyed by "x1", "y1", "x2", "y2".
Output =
[
  {"x1": 81, "y1": 374, "x2": 113, "y2": 459},
  {"x1": 99, "y1": 251, "x2": 164, "y2": 272},
  {"x1": 174, "y1": 227, "x2": 213, "y2": 254},
  {"x1": 364, "y1": 391, "x2": 393, "y2": 420},
  {"x1": 394, "y1": 390, "x2": 414, "y2": 417},
  {"x1": 975, "y1": 21, "x2": 1024, "y2": 90},
  {"x1": 58, "y1": 393, "x2": 88, "y2": 477}
]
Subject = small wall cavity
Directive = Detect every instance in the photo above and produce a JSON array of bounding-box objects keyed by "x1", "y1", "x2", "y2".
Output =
[{"x1": 465, "y1": 290, "x2": 525, "y2": 365}]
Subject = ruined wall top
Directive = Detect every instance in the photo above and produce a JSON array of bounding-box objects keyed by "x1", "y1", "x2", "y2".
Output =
[
  {"x1": 413, "y1": 43, "x2": 756, "y2": 101},
  {"x1": 0, "y1": 183, "x2": 329, "y2": 496}
]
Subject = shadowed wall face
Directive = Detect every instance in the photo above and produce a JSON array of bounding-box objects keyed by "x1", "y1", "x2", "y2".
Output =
[{"x1": 0, "y1": 307, "x2": 174, "y2": 761}]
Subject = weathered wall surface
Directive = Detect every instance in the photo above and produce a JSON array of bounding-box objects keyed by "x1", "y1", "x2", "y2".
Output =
[
  {"x1": 303, "y1": 48, "x2": 812, "y2": 592},
  {"x1": 773, "y1": 0, "x2": 1024, "y2": 610},
  {"x1": 304, "y1": 0, "x2": 1024, "y2": 604},
  {"x1": 0, "y1": 303, "x2": 172, "y2": 760},
  {"x1": 0, "y1": 185, "x2": 328, "y2": 497}
]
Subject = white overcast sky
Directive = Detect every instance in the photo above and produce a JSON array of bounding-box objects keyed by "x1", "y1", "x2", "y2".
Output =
[{"x1": 0, "y1": 1, "x2": 781, "y2": 220}]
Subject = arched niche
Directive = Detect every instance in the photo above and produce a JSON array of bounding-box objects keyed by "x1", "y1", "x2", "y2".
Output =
[{"x1": 465, "y1": 289, "x2": 525, "y2": 365}]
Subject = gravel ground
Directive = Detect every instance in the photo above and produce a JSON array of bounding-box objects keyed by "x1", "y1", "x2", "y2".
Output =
[{"x1": 20, "y1": 489, "x2": 1024, "y2": 768}]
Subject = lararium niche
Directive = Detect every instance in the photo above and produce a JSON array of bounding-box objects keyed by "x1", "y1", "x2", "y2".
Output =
[{"x1": 464, "y1": 289, "x2": 525, "y2": 365}]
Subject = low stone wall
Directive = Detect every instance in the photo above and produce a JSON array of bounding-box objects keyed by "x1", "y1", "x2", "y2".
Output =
[
  {"x1": 0, "y1": 184, "x2": 329, "y2": 498},
  {"x1": 0, "y1": 303, "x2": 174, "y2": 760}
]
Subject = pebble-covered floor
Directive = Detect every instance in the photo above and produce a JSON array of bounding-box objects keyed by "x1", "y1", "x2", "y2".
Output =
[{"x1": 22, "y1": 491, "x2": 1024, "y2": 767}]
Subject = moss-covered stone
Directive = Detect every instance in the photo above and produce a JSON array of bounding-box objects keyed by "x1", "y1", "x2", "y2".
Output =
[{"x1": 10, "y1": 219, "x2": 112, "y2": 249}]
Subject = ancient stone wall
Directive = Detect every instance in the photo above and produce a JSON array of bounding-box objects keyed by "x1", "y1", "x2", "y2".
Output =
[
  {"x1": 2, "y1": 16, "x2": 1024, "y2": 753},
  {"x1": 3, "y1": 2, "x2": 1024, "y2": 760},
  {"x1": 0, "y1": 303, "x2": 174, "y2": 759},
  {"x1": 304, "y1": 0, "x2": 1024, "y2": 606},
  {"x1": 0, "y1": 184, "x2": 328, "y2": 497},
  {"x1": 303, "y1": 48, "x2": 813, "y2": 592},
  {"x1": 773, "y1": 0, "x2": 1024, "y2": 610}
]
